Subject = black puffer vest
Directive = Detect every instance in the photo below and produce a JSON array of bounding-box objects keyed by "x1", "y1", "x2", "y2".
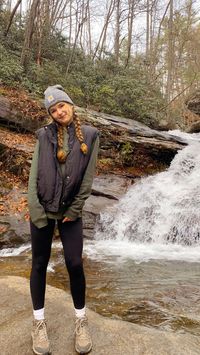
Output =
[{"x1": 36, "y1": 122, "x2": 98, "y2": 213}]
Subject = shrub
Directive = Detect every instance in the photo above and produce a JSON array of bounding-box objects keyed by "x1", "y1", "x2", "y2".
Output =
[{"x1": 0, "y1": 44, "x2": 23, "y2": 85}]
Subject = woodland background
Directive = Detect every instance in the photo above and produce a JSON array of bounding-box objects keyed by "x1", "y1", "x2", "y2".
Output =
[{"x1": 0, "y1": 0, "x2": 200, "y2": 129}]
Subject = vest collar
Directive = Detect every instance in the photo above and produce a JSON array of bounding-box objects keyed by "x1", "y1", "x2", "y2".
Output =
[{"x1": 46, "y1": 121, "x2": 76, "y2": 146}]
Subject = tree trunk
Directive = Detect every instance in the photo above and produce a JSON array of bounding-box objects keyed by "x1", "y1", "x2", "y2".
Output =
[
  {"x1": 114, "y1": 0, "x2": 120, "y2": 64},
  {"x1": 20, "y1": 0, "x2": 41, "y2": 68},
  {"x1": 4, "y1": 0, "x2": 22, "y2": 36},
  {"x1": 92, "y1": 0, "x2": 115, "y2": 60},
  {"x1": 166, "y1": 0, "x2": 174, "y2": 103},
  {"x1": 125, "y1": 0, "x2": 135, "y2": 67},
  {"x1": 87, "y1": 0, "x2": 92, "y2": 55},
  {"x1": 146, "y1": 0, "x2": 150, "y2": 58}
]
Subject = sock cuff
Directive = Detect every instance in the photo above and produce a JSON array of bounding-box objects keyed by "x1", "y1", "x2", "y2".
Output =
[
  {"x1": 33, "y1": 307, "x2": 45, "y2": 321},
  {"x1": 74, "y1": 306, "x2": 86, "y2": 318}
]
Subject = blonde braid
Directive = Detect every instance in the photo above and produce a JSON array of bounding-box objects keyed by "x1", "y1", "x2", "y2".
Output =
[
  {"x1": 57, "y1": 125, "x2": 67, "y2": 163},
  {"x1": 73, "y1": 112, "x2": 88, "y2": 154}
]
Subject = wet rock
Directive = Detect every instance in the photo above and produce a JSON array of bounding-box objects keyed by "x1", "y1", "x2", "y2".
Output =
[
  {"x1": 92, "y1": 174, "x2": 132, "y2": 200},
  {"x1": 0, "y1": 276, "x2": 200, "y2": 355},
  {"x1": 0, "y1": 215, "x2": 30, "y2": 249},
  {"x1": 83, "y1": 174, "x2": 131, "y2": 237},
  {"x1": 83, "y1": 195, "x2": 117, "y2": 238}
]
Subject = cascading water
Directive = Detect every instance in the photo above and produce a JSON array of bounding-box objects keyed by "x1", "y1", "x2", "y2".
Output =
[
  {"x1": 2, "y1": 130, "x2": 200, "y2": 334},
  {"x1": 85, "y1": 131, "x2": 200, "y2": 262}
]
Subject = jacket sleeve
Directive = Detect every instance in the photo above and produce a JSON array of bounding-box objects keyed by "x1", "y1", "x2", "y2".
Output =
[
  {"x1": 63, "y1": 135, "x2": 99, "y2": 220},
  {"x1": 28, "y1": 140, "x2": 48, "y2": 228}
]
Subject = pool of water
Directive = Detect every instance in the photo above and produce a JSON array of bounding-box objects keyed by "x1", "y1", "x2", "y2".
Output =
[{"x1": 1, "y1": 239, "x2": 200, "y2": 336}]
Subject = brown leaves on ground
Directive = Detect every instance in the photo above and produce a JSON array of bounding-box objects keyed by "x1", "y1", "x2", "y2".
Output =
[
  {"x1": 0, "y1": 170, "x2": 29, "y2": 220},
  {"x1": 0, "y1": 127, "x2": 35, "y2": 151},
  {"x1": 0, "y1": 85, "x2": 46, "y2": 123},
  {"x1": 0, "y1": 225, "x2": 9, "y2": 234}
]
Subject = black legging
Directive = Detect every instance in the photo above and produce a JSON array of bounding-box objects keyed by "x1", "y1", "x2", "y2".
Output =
[{"x1": 30, "y1": 218, "x2": 85, "y2": 310}]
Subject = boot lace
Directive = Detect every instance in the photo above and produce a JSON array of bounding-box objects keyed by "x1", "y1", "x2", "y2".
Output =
[
  {"x1": 75, "y1": 317, "x2": 90, "y2": 340},
  {"x1": 35, "y1": 320, "x2": 48, "y2": 342}
]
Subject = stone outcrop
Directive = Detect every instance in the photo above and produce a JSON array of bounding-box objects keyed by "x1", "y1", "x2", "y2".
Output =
[
  {"x1": 0, "y1": 276, "x2": 200, "y2": 355},
  {"x1": 0, "y1": 95, "x2": 188, "y2": 180},
  {"x1": 0, "y1": 94, "x2": 47, "y2": 132}
]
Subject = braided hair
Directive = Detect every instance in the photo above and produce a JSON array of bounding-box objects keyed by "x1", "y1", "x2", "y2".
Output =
[
  {"x1": 57, "y1": 124, "x2": 67, "y2": 163},
  {"x1": 56, "y1": 111, "x2": 88, "y2": 163}
]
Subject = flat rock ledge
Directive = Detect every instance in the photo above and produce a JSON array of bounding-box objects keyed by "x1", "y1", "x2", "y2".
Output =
[{"x1": 0, "y1": 276, "x2": 200, "y2": 355}]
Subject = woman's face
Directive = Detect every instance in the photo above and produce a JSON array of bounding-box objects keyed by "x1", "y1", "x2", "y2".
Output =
[{"x1": 49, "y1": 101, "x2": 74, "y2": 126}]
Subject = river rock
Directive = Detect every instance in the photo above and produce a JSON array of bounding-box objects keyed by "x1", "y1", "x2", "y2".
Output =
[
  {"x1": 92, "y1": 174, "x2": 133, "y2": 200},
  {"x1": 0, "y1": 276, "x2": 200, "y2": 355},
  {"x1": 83, "y1": 195, "x2": 117, "y2": 239},
  {"x1": 84, "y1": 174, "x2": 132, "y2": 238},
  {"x1": 0, "y1": 215, "x2": 30, "y2": 248}
]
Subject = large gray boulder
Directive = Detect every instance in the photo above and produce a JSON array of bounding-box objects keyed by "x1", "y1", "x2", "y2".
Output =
[{"x1": 0, "y1": 276, "x2": 200, "y2": 355}]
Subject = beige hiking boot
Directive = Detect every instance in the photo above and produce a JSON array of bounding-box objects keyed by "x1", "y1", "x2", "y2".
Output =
[
  {"x1": 31, "y1": 319, "x2": 51, "y2": 355},
  {"x1": 75, "y1": 316, "x2": 92, "y2": 354}
]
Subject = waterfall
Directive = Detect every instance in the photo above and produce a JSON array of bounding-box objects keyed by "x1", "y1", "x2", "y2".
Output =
[
  {"x1": 84, "y1": 132, "x2": 200, "y2": 262},
  {"x1": 95, "y1": 140, "x2": 200, "y2": 246}
]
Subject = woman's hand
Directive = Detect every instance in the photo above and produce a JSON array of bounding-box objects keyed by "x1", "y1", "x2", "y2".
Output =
[{"x1": 62, "y1": 216, "x2": 72, "y2": 223}]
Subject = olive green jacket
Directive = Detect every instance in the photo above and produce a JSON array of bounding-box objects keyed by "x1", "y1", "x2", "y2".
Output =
[{"x1": 28, "y1": 128, "x2": 99, "y2": 228}]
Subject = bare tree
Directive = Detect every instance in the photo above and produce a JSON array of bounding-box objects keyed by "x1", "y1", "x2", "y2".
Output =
[
  {"x1": 92, "y1": 0, "x2": 115, "y2": 60},
  {"x1": 4, "y1": 0, "x2": 22, "y2": 36},
  {"x1": 146, "y1": 0, "x2": 150, "y2": 57},
  {"x1": 20, "y1": 0, "x2": 41, "y2": 68},
  {"x1": 166, "y1": 0, "x2": 174, "y2": 102},
  {"x1": 86, "y1": 0, "x2": 92, "y2": 54},
  {"x1": 35, "y1": 0, "x2": 50, "y2": 65},
  {"x1": 125, "y1": 0, "x2": 135, "y2": 67},
  {"x1": 114, "y1": 0, "x2": 120, "y2": 63},
  {"x1": 65, "y1": 0, "x2": 87, "y2": 75}
]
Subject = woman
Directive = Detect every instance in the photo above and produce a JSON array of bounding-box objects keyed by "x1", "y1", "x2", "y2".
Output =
[{"x1": 28, "y1": 85, "x2": 99, "y2": 355}]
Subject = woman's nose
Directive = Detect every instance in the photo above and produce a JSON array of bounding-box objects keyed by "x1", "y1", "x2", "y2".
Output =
[{"x1": 57, "y1": 108, "x2": 63, "y2": 115}]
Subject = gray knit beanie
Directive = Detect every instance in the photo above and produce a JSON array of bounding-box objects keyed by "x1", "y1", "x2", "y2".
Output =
[{"x1": 44, "y1": 84, "x2": 74, "y2": 112}]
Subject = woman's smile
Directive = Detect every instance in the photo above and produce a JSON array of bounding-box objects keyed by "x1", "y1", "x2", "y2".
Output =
[{"x1": 49, "y1": 102, "x2": 74, "y2": 126}]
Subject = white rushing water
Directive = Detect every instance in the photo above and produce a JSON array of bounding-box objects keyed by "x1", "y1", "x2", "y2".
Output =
[
  {"x1": 1, "y1": 131, "x2": 200, "y2": 264},
  {"x1": 0, "y1": 243, "x2": 31, "y2": 257},
  {"x1": 84, "y1": 132, "x2": 200, "y2": 263}
]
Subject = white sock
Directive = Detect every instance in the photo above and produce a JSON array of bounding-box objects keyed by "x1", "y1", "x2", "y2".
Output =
[
  {"x1": 33, "y1": 307, "x2": 45, "y2": 321},
  {"x1": 74, "y1": 306, "x2": 86, "y2": 319}
]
